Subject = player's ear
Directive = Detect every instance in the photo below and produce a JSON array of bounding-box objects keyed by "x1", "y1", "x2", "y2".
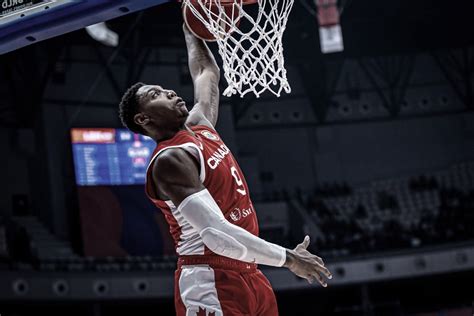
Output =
[{"x1": 134, "y1": 113, "x2": 150, "y2": 127}]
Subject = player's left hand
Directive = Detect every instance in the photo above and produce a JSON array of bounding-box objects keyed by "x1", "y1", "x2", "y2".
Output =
[{"x1": 284, "y1": 235, "x2": 332, "y2": 287}]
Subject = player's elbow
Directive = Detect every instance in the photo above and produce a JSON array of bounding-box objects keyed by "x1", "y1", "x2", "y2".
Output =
[
  {"x1": 210, "y1": 65, "x2": 220, "y2": 78},
  {"x1": 199, "y1": 226, "x2": 248, "y2": 260},
  {"x1": 200, "y1": 65, "x2": 220, "y2": 81}
]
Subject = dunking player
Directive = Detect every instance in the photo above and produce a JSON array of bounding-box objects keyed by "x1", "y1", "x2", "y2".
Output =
[{"x1": 118, "y1": 24, "x2": 332, "y2": 316}]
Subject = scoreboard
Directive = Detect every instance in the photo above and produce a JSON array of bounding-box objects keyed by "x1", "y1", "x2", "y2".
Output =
[{"x1": 71, "y1": 128, "x2": 156, "y2": 186}]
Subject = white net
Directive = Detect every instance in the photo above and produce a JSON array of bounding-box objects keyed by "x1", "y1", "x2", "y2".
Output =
[{"x1": 183, "y1": 0, "x2": 295, "y2": 98}]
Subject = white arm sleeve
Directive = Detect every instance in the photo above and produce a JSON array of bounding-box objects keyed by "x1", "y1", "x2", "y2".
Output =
[{"x1": 177, "y1": 189, "x2": 287, "y2": 267}]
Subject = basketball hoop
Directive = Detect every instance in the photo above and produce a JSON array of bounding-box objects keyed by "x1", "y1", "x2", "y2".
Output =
[{"x1": 182, "y1": 0, "x2": 295, "y2": 98}]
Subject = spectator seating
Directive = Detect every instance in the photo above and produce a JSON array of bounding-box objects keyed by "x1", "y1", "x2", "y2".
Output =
[{"x1": 300, "y1": 161, "x2": 474, "y2": 258}]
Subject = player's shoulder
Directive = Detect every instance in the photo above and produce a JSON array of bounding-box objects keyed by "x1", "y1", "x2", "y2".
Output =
[
  {"x1": 187, "y1": 117, "x2": 220, "y2": 136},
  {"x1": 186, "y1": 108, "x2": 216, "y2": 130},
  {"x1": 190, "y1": 124, "x2": 216, "y2": 134},
  {"x1": 157, "y1": 126, "x2": 203, "y2": 147},
  {"x1": 152, "y1": 147, "x2": 193, "y2": 179},
  {"x1": 155, "y1": 147, "x2": 190, "y2": 168}
]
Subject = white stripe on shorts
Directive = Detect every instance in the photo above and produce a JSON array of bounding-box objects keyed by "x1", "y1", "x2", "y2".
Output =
[{"x1": 179, "y1": 265, "x2": 223, "y2": 316}]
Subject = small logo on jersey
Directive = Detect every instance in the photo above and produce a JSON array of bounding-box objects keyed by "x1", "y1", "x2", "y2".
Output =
[
  {"x1": 200, "y1": 130, "x2": 219, "y2": 141},
  {"x1": 229, "y1": 206, "x2": 253, "y2": 222},
  {"x1": 230, "y1": 208, "x2": 242, "y2": 222}
]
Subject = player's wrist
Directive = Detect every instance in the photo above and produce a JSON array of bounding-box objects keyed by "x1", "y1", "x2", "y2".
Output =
[{"x1": 283, "y1": 249, "x2": 297, "y2": 269}]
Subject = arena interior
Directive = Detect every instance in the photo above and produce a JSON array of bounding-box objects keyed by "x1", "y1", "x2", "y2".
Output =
[{"x1": 0, "y1": 0, "x2": 474, "y2": 315}]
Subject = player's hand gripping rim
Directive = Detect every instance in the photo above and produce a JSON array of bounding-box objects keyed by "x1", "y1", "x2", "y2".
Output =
[{"x1": 284, "y1": 235, "x2": 332, "y2": 287}]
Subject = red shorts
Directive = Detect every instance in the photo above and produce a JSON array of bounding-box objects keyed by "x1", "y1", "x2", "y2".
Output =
[{"x1": 174, "y1": 256, "x2": 279, "y2": 316}]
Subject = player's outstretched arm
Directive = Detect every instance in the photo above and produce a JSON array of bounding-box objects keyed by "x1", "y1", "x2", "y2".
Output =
[
  {"x1": 183, "y1": 23, "x2": 220, "y2": 127},
  {"x1": 153, "y1": 149, "x2": 332, "y2": 287}
]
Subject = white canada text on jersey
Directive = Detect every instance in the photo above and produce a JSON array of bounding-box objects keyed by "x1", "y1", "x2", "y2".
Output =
[{"x1": 207, "y1": 144, "x2": 231, "y2": 170}]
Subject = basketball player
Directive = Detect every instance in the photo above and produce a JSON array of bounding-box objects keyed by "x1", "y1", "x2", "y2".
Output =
[{"x1": 118, "y1": 24, "x2": 332, "y2": 316}]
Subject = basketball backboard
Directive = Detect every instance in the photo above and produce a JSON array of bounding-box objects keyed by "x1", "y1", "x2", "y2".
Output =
[{"x1": 0, "y1": 0, "x2": 171, "y2": 55}]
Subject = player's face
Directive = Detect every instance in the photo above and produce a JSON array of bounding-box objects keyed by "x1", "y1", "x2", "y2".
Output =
[{"x1": 136, "y1": 84, "x2": 188, "y2": 129}]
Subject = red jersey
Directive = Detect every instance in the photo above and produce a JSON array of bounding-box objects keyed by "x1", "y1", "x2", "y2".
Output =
[{"x1": 145, "y1": 124, "x2": 259, "y2": 256}]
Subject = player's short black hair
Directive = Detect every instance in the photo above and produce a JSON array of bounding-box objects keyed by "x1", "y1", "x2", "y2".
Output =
[{"x1": 119, "y1": 82, "x2": 146, "y2": 134}]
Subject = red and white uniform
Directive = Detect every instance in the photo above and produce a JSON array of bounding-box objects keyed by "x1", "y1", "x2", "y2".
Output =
[{"x1": 145, "y1": 125, "x2": 278, "y2": 316}]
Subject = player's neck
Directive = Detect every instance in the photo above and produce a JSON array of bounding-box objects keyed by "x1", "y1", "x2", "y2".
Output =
[
  {"x1": 150, "y1": 124, "x2": 192, "y2": 143},
  {"x1": 184, "y1": 124, "x2": 195, "y2": 136}
]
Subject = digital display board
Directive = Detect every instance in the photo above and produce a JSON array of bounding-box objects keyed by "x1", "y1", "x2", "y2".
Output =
[{"x1": 71, "y1": 128, "x2": 156, "y2": 186}]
